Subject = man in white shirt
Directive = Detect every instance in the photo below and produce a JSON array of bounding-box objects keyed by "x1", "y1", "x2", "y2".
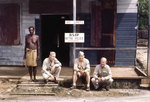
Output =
[
  {"x1": 41, "y1": 51, "x2": 62, "y2": 83},
  {"x1": 91, "y1": 57, "x2": 113, "y2": 91},
  {"x1": 70, "y1": 51, "x2": 91, "y2": 91}
]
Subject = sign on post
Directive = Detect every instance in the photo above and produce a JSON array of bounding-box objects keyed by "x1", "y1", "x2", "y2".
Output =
[
  {"x1": 65, "y1": 20, "x2": 84, "y2": 25},
  {"x1": 65, "y1": 33, "x2": 85, "y2": 43}
]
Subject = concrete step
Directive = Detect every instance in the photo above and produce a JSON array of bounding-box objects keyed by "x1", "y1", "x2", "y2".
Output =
[
  {"x1": 10, "y1": 93, "x2": 56, "y2": 96},
  {"x1": 11, "y1": 86, "x2": 56, "y2": 96},
  {"x1": 20, "y1": 81, "x2": 55, "y2": 84},
  {"x1": 17, "y1": 83, "x2": 58, "y2": 87},
  {"x1": 140, "y1": 84, "x2": 150, "y2": 88},
  {"x1": 141, "y1": 78, "x2": 150, "y2": 84}
]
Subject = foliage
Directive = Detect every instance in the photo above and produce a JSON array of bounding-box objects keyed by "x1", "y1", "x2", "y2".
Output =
[{"x1": 138, "y1": 0, "x2": 149, "y2": 30}]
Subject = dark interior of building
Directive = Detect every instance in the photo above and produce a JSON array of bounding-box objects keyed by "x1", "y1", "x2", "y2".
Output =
[{"x1": 41, "y1": 15, "x2": 70, "y2": 66}]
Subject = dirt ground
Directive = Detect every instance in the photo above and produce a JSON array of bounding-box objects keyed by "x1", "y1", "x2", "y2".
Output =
[
  {"x1": 136, "y1": 46, "x2": 148, "y2": 69},
  {"x1": 53, "y1": 87, "x2": 144, "y2": 98},
  {"x1": 0, "y1": 79, "x2": 17, "y2": 100},
  {"x1": 0, "y1": 78, "x2": 148, "y2": 100}
]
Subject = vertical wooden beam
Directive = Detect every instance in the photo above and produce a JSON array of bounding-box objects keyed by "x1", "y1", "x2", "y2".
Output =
[
  {"x1": 147, "y1": 0, "x2": 150, "y2": 76},
  {"x1": 73, "y1": 0, "x2": 76, "y2": 62}
]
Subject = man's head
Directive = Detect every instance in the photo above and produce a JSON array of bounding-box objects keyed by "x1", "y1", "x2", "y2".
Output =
[
  {"x1": 49, "y1": 51, "x2": 56, "y2": 61},
  {"x1": 78, "y1": 51, "x2": 85, "y2": 62},
  {"x1": 28, "y1": 26, "x2": 35, "y2": 34},
  {"x1": 100, "y1": 57, "x2": 107, "y2": 68}
]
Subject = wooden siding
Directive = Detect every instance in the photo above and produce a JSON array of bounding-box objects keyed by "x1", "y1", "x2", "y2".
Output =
[
  {"x1": 76, "y1": 13, "x2": 98, "y2": 65},
  {"x1": 148, "y1": 0, "x2": 150, "y2": 76},
  {"x1": 0, "y1": 0, "x2": 39, "y2": 65},
  {"x1": 117, "y1": 0, "x2": 138, "y2": 13},
  {"x1": 115, "y1": 13, "x2": 137, "y2": 66}
]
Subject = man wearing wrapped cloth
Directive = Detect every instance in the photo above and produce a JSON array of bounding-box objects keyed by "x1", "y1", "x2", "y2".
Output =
[
  {"x1": 91, "y1": 57, "x2": 113, "y2": 91},
  {"x1": 41, "y1": 52, "x2": 62, "y2": 83},
  {"x1": 70, "y1": 51, "x2": 91, "y2": 91},
  {"x1": 24, "y1": 26, "x2": 40, "y2": 82}
]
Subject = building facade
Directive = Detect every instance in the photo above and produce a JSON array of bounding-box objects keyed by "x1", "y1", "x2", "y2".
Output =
[{"x1": 0, "y1": 0, "x2": 138, "y2": 66}]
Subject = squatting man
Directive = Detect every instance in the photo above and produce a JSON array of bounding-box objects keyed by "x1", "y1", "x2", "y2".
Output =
[
  {"x1": 70, "y1": 51, "x2": 91, "y2": 91},
  {"x1": 41, "y1": 51, "x2": 62, "y2": 83},
  {"x1": 91, "y1": 57, "x2": 113, "y2": 91}
]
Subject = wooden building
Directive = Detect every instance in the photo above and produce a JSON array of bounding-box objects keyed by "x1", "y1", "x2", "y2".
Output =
[{"x1": 0, "y1": 0, "x2": 138, "y2": 67}]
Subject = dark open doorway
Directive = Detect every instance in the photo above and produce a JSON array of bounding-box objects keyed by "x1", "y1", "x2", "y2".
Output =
[{"x1": 41, "y1": 15, "x2": 70, "y2": 66}]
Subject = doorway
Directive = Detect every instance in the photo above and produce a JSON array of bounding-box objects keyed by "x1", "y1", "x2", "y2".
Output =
[
  {"x1": 91, "y1": 0, "x2": 116, "y2": 66},
  {"x1": 41, "y1": 15, "x2": 70, "y2": 66}
]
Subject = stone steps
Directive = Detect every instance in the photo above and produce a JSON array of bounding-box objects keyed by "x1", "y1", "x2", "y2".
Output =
[
  {"x1": 17, "y1": 83, "x2": 58, "y2": 88},
  {"x1": 140, "y1": 78, "x2": 150, "y2": 88},
  {"x1": 11, "y1": 80, "x2": 59, "y2": 96}
]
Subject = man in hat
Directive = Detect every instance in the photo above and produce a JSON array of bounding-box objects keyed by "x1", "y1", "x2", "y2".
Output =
[
  {"x1": 24, "y1": 26, "x2": 40, "y2": 82},
  {"x1": 70, "y1": 51, "x2": 91, "y2": 91},
  {"x1": 91, "y1": 57, "x2": 113, "y2": 91},
  {"x1": 41, "y1": 51, "x2": 62, "y2": 83}
]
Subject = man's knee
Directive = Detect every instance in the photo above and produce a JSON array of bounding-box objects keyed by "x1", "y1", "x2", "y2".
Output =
[
  {"x1": 73, "y1": 71, "x2": 78, "y2": 75},
  {"x1": 103, "y1": 79, "x2": 113, "y2": 86},
  {"x1": 85, "y1": 71, "x2": 90, "y2": 76},
  {"x1": 108, "y1": 79, "x2": 113, "y2": 85},
  {"x1": 91, "y1": 78, "x2": 96, "y2": 83},
  {"x1": 56, "y1": 67, "x2": 61, "y2": 71},
  {"x1": 42, "y1": 73, "x2": 49, "y2": 79}
]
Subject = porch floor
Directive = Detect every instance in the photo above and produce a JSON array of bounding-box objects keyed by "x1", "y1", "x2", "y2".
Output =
[{"x1": 0, "y1": 66, "x2": 146, "y2": 80}]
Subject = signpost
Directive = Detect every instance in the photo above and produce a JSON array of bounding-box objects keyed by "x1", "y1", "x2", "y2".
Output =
[
  {"x1": 65, "y1": 33, "x2": 85, "y2": 43},
  {"x1": 73, "y1": 0, "x2": 77, "y2": 62},
  {"x1": 64, "y1": 0, "x2": 85, "y2": 62},
  {"x1": 65, "y1": 20, "x2": 84, "y2": 25}
]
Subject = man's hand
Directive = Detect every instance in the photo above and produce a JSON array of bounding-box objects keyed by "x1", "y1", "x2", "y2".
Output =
[
  {"x1": 51, "y1": 66, "x2": 55, "y2": 73},
  {"x1": 24, "y1": 59, "x2": 27, "y2": 68},
  {"x1": 97, "y1": 77, "x2": 102, "y2": 82},
  {"x1": 79, "y1": 70, "x2": 85, "y2": 75},
  {"x1": 37, "y1": 56, "x2": 40, "y2": 60}
]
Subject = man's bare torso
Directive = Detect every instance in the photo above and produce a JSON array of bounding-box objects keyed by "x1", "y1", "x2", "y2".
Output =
[{"x1": 26, "y1": 34, "x2": 39, "y2": 50}]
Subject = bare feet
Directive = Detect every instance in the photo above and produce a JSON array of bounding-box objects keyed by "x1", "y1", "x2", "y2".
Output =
[
  {"x1": 29, "y1": 79, "x2": 33, "y2": 82},
  {"x1": 33, "y1": 79, "x2": 38, "y2": 82}
]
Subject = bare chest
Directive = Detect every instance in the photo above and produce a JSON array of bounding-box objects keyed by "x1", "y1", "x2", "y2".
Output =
[{"x1": 27, "y1": 35, "x2": 38, "y2": 44}]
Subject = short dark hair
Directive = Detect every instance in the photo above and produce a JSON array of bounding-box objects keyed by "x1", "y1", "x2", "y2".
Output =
[{"x1": 28, "y1": 26, "x2": 34, "y2": 30}]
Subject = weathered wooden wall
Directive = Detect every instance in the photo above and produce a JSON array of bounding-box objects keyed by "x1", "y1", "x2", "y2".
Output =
[
  {"x1": 0, "y1": 0, "x2": 39, "y2": 65},
  {"x1": 115, "y1": 0, "x2": 138, "y2": 66},
  {"x1": 148, "y1": 0, "x2": 150, "y2": 76}
]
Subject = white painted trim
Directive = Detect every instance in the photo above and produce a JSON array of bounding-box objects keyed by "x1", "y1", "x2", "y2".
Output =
[{"x1": 117, "y1": 0, "x2": 138, "y2": 13}]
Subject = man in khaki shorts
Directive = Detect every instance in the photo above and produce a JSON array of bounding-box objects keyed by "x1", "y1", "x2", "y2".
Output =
[
  {"x1": 41, "y1": 51, "x2": 62, "y2": 83},
  {"x1": 70, "y1": 51, "x2": 91, "y2": 91},
  {"x1": 24, "y1": 26, "x2": 40, "y2": 82}
]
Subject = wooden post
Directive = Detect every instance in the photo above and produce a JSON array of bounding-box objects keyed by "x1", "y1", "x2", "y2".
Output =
[
  {"x1": 73, "y1": 0, "x2": 76, "y2": 62},
  {"x1": 147, "y1": 0, "x2": 150, "y2": 77}
]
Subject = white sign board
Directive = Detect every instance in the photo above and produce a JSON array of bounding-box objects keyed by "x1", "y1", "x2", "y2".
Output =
[
  {"x1": 65, "y1": 33, "x2": 85, "y2": 43},
  {"x1": 65, "y1": 20, "x2": 84, "y2": 25}
]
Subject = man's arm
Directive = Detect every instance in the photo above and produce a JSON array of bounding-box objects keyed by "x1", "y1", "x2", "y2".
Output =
[
  {"x1": 42, "y1": 59, "x2": 52, "y2": 76},
  {"x1": 102, "y1": 66, "x2": 112, "y2": 81},
  {"x1": 24, "y1": 36, "x2": 27, "y2": 59},
  {"x1": 93, "y1": 65, "x2": 99, "y2": 78},
  {"x1": 54, "y1": 58, "x2": 62, "y2": 68},
  {"x1": 74, "y1": 59, "x2": 79, "y2": 71},
  {"x1": 85, "y1": 60, "x2": 90, "y2": 72},
  {"x1": 37, "y1": 36, "x2": 40, "y2": 60}
]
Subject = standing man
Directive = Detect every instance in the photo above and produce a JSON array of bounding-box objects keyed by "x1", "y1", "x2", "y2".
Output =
[
  {"x1": 91, "y1": 57, "x2": 113, "y2": 91},
  {"x1": 24, "y1": 26, "x2": 40, "y2": 82},
  {"x1": 70, "y1": 51, "x2": 91, "y2": 91},
  {"x1": 41, "y1": 51, "x2": 62, "y2": 83}
]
